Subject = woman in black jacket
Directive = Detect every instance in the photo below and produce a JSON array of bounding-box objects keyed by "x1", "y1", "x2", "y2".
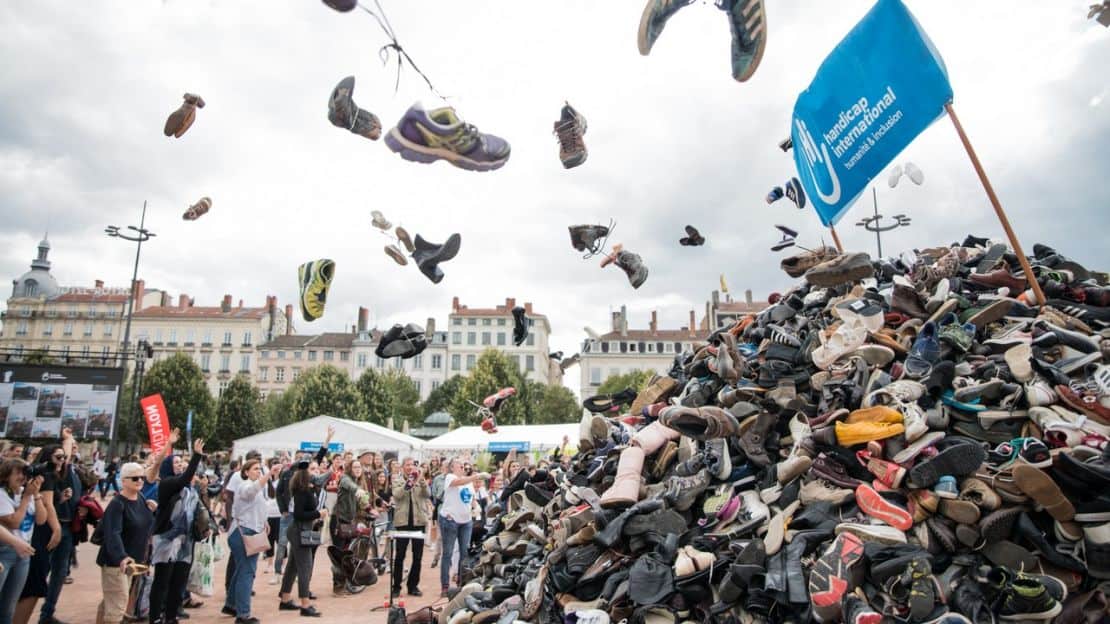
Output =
[
  {"x1": 147, "y1": 436, "x2": 205, "y2": 624},
  {"x1": 277, "y1": 462, "x2": 327, "y2": 617}
]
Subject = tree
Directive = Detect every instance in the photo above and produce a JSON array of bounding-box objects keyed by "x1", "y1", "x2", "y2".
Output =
[
  {"x1": 288, "y1": 364, "x2": 366, "y2": 422},
  {"x1": 212, "y1": 374, "x2": 262, "y2": 450},
  {"x1": 532, "y1": 383, "x2": 581, "y2": 424},
  {"x1": 597, "y1": 369, "x2": 653, "y2": 396},
  {"x1": 355, "y1": 368, "x2": 395, "y2": 427},
  {"x1": 260, "y1": 389, "x2": 297, "y2": 430},
  {"x1": 451, "y1": 349, "x2": 526, "y2": 426},
  {"x1": 383, "y1": 369, "x2": 421, "y2": 430},
  {"x1": 23, "y1": 348, "x2": 58, "y2": 366},
  {"x1": 422, "y1": 375, "x2": 464, "y2": 418},
  {"x1": 140, "y1": 352, "x2": 216, "y2": 440}
]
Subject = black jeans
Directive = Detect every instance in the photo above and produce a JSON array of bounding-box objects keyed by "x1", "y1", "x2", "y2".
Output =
[
  {"x1": 279, "y1": 526, "x2": 315, "y2": 600},
  {"x1": 391, "y1": 524, "x2": 424, "y2": 593},
  {"x1": 149, "y1": 561, "x2": 190, "y2": 624},
  {"x1": 266, "y1": 517, "x2": 280, "y2": 558}
]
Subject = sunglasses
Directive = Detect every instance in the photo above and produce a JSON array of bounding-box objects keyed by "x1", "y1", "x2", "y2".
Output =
[
  {"x1": 124, "y1": 476, "x2": 143, "y2": 482},
  {"x1": 52, "y1": 454, "x2": 65, "y2": 461}
]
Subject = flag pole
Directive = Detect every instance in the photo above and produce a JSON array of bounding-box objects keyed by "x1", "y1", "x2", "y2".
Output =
[
  {"x1": 828, "y1": 226, "x2": 845, "y2": 253},
  {"x1": 945, "y1": 102, "x2": 1046, "y2": 306}
]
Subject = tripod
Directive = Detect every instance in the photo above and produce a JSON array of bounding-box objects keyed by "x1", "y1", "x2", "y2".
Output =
[{"x1": 370, "y1": 529, "x2": 427, "y2": 614}]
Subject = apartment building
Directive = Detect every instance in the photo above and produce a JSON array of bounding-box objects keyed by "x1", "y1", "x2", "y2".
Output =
[{"x1": 447, "y1": 297, "x2": 553, "y2": 384}]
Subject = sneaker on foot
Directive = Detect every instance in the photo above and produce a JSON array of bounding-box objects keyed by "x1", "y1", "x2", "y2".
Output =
[
  {"x1": 328, "y1": 76, "x2": 382, "y2": 140},
  {"x1": 297, "y1": 259, "x2": 336, "y2": 322},
  {"x1": 553, "y1": 102, "x2": 588, "y2": 169},
  {"x1": 384, "y1": 103, "x2": 510, "y2": 172}
]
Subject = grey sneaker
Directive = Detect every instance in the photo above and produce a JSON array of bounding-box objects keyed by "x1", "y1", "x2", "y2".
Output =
[
  {"x1": 718, "y1": 0, "x2": 768, "y2": 82},
  {"x1": 615, "y1": 250, "x2": 649, "y2": 289},
  {"x1": 637, "y1": 0, "x2": 696, "y2": 55}
]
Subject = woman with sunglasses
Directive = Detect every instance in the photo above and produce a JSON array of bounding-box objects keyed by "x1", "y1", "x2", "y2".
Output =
[
  {"x1": 0, "y1": 459, "x2": 45, "y2": 624},
  {"x1": 147, "y1": 431, "x2": 205, "y2": 624},
  {"x1": 95, "y1": 462, "x2": 153, "y2": 624}
]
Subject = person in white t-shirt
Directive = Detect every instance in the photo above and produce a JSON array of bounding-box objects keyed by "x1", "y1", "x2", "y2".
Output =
[
  {"x1": 0, "y1": 458, "x2": 47, "y2": 623},
  {"x1": 437, "y1": 458, "x2": 488, "y2": 595}
]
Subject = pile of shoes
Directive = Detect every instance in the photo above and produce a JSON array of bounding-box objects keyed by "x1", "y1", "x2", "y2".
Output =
[{"x1": 444, "y1": 236, "x2": 1110, "y2": 624}]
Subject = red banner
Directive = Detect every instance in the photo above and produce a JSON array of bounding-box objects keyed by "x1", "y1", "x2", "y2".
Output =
[{"x1": 139, "y1": 393, "x2": 171, "y2": 454}]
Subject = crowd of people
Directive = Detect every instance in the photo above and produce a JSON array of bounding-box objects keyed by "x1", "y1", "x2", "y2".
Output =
[{"x1": 0, "y1": 427, "x2": 556, "y2": 624}]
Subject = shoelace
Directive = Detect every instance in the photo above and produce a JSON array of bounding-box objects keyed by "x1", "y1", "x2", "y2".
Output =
[
  {"x1": 357, "y1": 1, "x2": 448, "y2": 100},
  {"x1": 553, "y1": 119, "x2": 584, "y2": 151}
]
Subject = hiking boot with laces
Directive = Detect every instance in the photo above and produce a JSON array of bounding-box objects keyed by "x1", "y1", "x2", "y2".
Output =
[
  {"x1": 568, "y1": 224, "x2": 610, "y2": 257},
  {"x1": 553, "y1": 102, "x2": 587, "y2": 169},
  {"x1": 328, "y1": 76, "x2": 382, "y2": 140},
  {"x1": 717, "y1": 0, "x2": 768, "y2": 82}
]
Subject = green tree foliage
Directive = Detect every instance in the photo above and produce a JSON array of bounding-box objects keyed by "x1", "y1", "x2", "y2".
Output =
[
  {"x1": 289, "y1": 364, "x2": 366, "y2": 422},
  {"x1": 212, "y1": 374, "x2": 262, "y2": 450},
  {"x1": 597, "y1": 369, "x2": 653, "y2": 396},
  {"x1": 530, "y1": 382, "x2": 581, "y2": 424},
  {"x1": 140, "y1": 352, "x2": 216, "y2": 440},
  {"x1": 383, "y1": 368, "x2": 421, "y2": 430},
  {"x1": 355, "y1": 367, "x2": 395, "y2": 427},
  {"x1": 259, "y1": 388, "x2": 297, "y2": 430},
  {"x1": 422, "y1": 375, "x2": 463, "y2": 418},
  {"x1": 451, "y1": 349, "x2": 526, "y2": 426},
  {"x1": 23, "y1": 348, "x2": 58, "y2": 366}
]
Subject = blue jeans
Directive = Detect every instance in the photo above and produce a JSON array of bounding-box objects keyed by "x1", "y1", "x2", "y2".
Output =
[
  {"x1": 40, "y1": 526, "x2": 73, "y2": 621},
  {"x1": 438, "y1": 516, "x2": 471, "y2": 590},
  {"x1": 225, "y1": 528, "x2": 260, "y2": 618},
  {"x1": 0, "y1": 546, "x2": 30, "y2": 624},
  {"x1": 274, "y1": 514, "x2": 293, "y2": 574}
]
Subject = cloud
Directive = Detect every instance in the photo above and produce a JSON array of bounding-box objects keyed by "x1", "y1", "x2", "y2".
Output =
[{"x1": 1, "y1": 0, "x2": 1107, "y2": 395}]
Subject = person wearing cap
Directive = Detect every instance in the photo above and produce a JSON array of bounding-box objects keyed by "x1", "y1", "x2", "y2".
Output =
[{"x1": 95, "y1": 461, "x2": 154, "y2": 624}]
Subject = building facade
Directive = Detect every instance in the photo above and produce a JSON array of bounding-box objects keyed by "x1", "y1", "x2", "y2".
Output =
[
  {"x1": 447, "y1": 297, "x2": 552, "y2": 385},
  {"x1": 0, "y1": 238, "x2": 163, "y2": 364}
]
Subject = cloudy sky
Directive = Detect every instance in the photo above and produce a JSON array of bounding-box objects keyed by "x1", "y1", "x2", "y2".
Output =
[{"x1": 1, "y1": 1, "x2": 1107, "y2": 393}]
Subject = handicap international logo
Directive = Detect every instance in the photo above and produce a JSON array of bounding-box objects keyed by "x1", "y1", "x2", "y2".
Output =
[
  {"x1": 790, "y1": 0, "x2": 951, "y2": 227},
  {"x1": 460, "y1": 486, "x2": 473, "y2": 505}
]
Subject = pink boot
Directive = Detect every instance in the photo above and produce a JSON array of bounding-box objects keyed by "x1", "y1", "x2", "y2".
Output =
[{"x1": 600, "y1": 446, "x2": 644, "y2": 509}]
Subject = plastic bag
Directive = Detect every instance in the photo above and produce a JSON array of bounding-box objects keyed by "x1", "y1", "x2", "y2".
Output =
[
  {"x1": 212, "y1": 534, "x2": 227, "y2": 562},
  {"x1": 188, "y1": 538, "x2": 215, "y2": 596}
]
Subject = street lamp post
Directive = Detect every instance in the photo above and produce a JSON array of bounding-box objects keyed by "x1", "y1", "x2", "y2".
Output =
[
  {"x1": 105, "y1": 201, "x2": 156, "y2": 457},
  {"x1": 855, "y1": 188, "x2": 913, "y2": 258}
]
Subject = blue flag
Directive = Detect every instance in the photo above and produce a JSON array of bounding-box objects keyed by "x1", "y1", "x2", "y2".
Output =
[{"x1": 791, "y1": 0, "x2": 952, "y2": 226}]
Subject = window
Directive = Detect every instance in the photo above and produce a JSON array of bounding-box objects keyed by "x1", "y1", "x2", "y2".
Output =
[
  {"x1": 513, "y1": 355, "x2": 522, "y2": 371},
  {"x1": 81, "y1": 345, "x2": 90, "y2": 359},
  {"x1": 223, "y1": 331, "x2": 232, "y2": 346},
  {"x1": 240, "y1": 355, "x2": 250, "y2": 372},
  {"x1": 620, "y1": 342, "x2": 628, "y2": 353},
  {"x1": 393, "y1": 359, "x2": 402, "y2": 370},
  {"x1": 526, "y1": 334, "x2": 534, "y2": 346},
  {"x1": 467, "y1": 332, "x2": 476, "y2": 345},
  {"x1": 203, "y1": 330, "x2": 212, "y2": 345},
  {"x1": 103, "y1": 323, "x2": 113, "y2": 337},
  {"x1": 308, "y1": 351, "x2": 317, "y2": 361},
  {"x1": 260, "y1": 367, "x2": 269, "y2": 381},
  {"x1": 278, "y1": 351, "x2": 285, "y2": 359},
  {"x1": 432, "y1": 380, "x2": 441, "y2": 391},
  {"x1": 481, "y1": 332, "x2": 491, "y2": 345},
  {"x1": 600, "y1": 342, "x2": 608, "y2": 353},
  {"x1": 88, "y1": 305, "x2": 97, "y2": 317},
  {"x1": 431, "y1": 354, "x2": 442, "y2": 370},
  {"x1": 452, "y1": 332, "x2": 462, "y2": 345},
  {"x1": 340, "y1": 351, "x2": 349, "y2": 362},
  {"x1": 647, "y1": 343, "x2": 655, "y2": 353},
  {"x1": 24, "y1": 282, "x2": 36, "y2": 297},
  {"x1": 62, "y1": 322, "x2": 73, "y2": 337},
  {"x1": 168, "y1": 329, "x2": 176, "y2": 344},
  {"x1": 413, "y1": 354, "x2": 423, "y2": 370},
  {"x1": 101, "y1": 346, "x2": 109, "y2": 362},
  {"x1": 220, "y1": 354, "x2": 230, "y2": 372},
  {"x1": 526, "y1": 355, "x2": 535, "y2": 371},
  {"x1": 185, "y1": 329, "x2": 195, "y2": 344},
  {"x1": 357, "y1": 353, "x2": 367, "y2": 368},
  {"x1": 60, "y1": 345, "x2": 69, "y2": 359},
  {"x1": 15, "y1": 321, "x2": 27, "y2": 336},
  {"x1": 466, "y1": 354, "x2": 476, "y2": 370},
  {"x1": 200, "y1": 354, "x2": 211, "y2": 371},
  {"x1": 414, "y1": 380, "x2": 422, "y2": 394},
  {"x1": 323, "y1": 350, "x2": 334, "y2": 361},
  {"x1": 68, "y1": 305, "x2": 77, "y2": 318},
  {"x1": 376, "y1": 356, "x2": 385, "y2": 368},
  {"x1": 292, "y1": 368, "x2": 302, "y2": 381},
  {"x1": 154, "y1": 328, "x2": 163, "y2": 343},
  {"x1": 294, "y1": 351, "x2": 302, "y2": 360},
  {"x1": 451, "y1": 354, "x2": 461, "y2": 371},
  {"x1": 83, "y1": 323, "x2": 93, "y2": 337},
  {"x1": 452, "y1": 317, "x2": 462, "y2": 325},
  {"x1": 629, "y1": 343, "x2": 637, "y2": 353},
  {"x1": 42, "y1": 322, "x2": 53, "y2": 337},
  {"x1": 219, "y1": 381, "x2": 229, "y2": 396},
  {"x1": 467, "y1": 318, "x2": 477, "y2": 326},
  {"x1": 482, "y1": 319, "x2": 491, "y2": 326},
  {"x1": 674, "y1": 342, "x2": 682, "y2": 353},
  {"x1": 609, "y1": 342, "x2": 618, "y2": 353},
  {"x1": 639, "y1": 342, "x2": 646, "y2": 353},
  {"x1": 497, "y1": 319, "x2": 506, "y2": 326},
  {"x1": 261, "y1": 351, "x2": 269, "y2": 359},
  {"x1": 243, "y1": 331, "x2": 252, "y2": 346},
  {"x1": 276, "y1": 367, "x2": 285, "y2": 382},
  {"x1": 497, "y1": 332, "x2": 506, "y2": 346},
  {"x1": 590, "y1": 367, "x2": 601, "y2": 384}
]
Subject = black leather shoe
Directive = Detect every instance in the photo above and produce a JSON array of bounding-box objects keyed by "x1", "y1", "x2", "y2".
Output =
[
  {"x1": 220, "y1": 607, "x2": 237, "y2": 617},
  {"x1": 279, "y1": 601, "x2": 299, "y2": 611},
  {"x1": 300, "y1": 606, "x2": 322, "y2": 617}
]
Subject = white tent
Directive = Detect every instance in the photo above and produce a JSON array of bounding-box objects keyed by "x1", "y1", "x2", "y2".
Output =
[
  {"x1": 422, "y1": 423, "x2": 578, "y2": 455},
  {"x1": 232, "y1": 415, "x2": 424, "y2": 459}
]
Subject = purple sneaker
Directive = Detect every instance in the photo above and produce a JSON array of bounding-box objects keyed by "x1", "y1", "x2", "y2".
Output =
[{"x1": 384, "y1": 103, "x2": 510, "y2": 172}]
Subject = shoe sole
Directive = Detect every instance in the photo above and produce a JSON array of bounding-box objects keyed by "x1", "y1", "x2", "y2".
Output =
[
  {"x1": 808, "y1": 532, "x2": 864, "y2": 611},
  {"x1": 855, "y1": 484, "x2": 912, "y2": 530},
  {"x1": 637, "y1": 0, "x2": 660, "y2": 55},
  {"x1": 732, "y1": 0, "x2": 768, "y2": 83},
  {"x1": 907, "y1": 443, "x2": 985, "y2": 488},
  {"x1": 891, "y1": 431, "x2": 944, "y2": 464},
  {"x1": 1073, "y1": 510, "x2": 1110, "y2": 522},
  {"x1": 384, "y1": 246, "x2": 408, "y2": 266},
  {"x1": 385, "y1": 127, "x2": 507, "y2": 172},
  {"x1": 1000, "y1": 602, "x2": 1062, "y2": 621}
]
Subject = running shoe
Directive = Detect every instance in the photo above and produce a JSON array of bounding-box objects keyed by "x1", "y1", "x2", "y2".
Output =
[
  {"x1": 554, "y1": 101, "x2": 588, "y2": 169},
  {"x1": 385, "y1": 103, "x2": 510, "y2": 172},
  {"x1": 297, "y1": 259, "x2": 336, "y2": 322},
  {"x1": 719, "y1": 0, "x2": 767, "y2": 82}
]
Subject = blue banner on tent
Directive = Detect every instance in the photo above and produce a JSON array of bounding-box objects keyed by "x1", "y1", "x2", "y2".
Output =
[
  {"x1": 791, "y1": 0, "x2": 952, "y2": 227},
  {"x1": 488, "y1": 441, "x2": 530, "y2": 453},
  {"x1": 300, "y1": 441, "x2": 344, "y2": 453}
]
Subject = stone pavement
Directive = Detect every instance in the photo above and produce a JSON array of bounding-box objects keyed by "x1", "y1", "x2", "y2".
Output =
[{"x1": 44, "y1": 538, "x2": 443, "y2": 623}]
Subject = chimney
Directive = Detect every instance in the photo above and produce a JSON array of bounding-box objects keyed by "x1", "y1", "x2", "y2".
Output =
[
  {"x1": 452, "y1": 296, "x2": 460, "y2": 311},
  {"x1": 745, "y1": 289, "x2": 753, "y2": 305},
  {"x1": 611, "y1": 311, "x2": 621, "y2": 333},
  {"x1": 133, "y1": 279, "x2": 146, "y2": 305},
  {"x1": 351, "y1": 324, "x2": 356, "y2": 335},
  {"x1": 284, "y1": 304, "x2": 293, "y2": 335},
  {"x1": 650, "y1": 311, "x2": 658, "y2": 335},
  {"x1": 426, "y1": 317, "x2": 435, "y2": 336},
  {"x1": 178, "y1": 294, "x2": 189, "y2": 308},
  {"x1": 357, "y1": 307, "x2": 368, "y2": 332},
  {"x1": 688, "y1": 310, "x2": 696, "y2": 338},
  {"x1": 94, "y1": 279, "x2": 104, "y2": 289},
  {"x1": 266, "y1": 295, "x2": 276, "y2": 312},
  {"x1": 238, "y1": 299, "x2": 243, "y2": 308},
  {"x1": 620, "y1": 305, "x2": 628, "y2": 338},
  {"x1": 221, "y1": 294, "x2": 232, "y2": 312},
  {"x1": 160, "y1": 292, "x2": 170, "y2": 307},
  {"x1": 712, "y1": 290, "x2": 720, "y2": 307}
]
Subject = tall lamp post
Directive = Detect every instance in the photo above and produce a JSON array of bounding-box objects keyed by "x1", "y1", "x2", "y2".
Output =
[
  {"x1": 855, "y1": 187, "x2": 912, "y2": 258},
  {"x1": 105, "y1": 201, "x2": 156, "y2": 457}
]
